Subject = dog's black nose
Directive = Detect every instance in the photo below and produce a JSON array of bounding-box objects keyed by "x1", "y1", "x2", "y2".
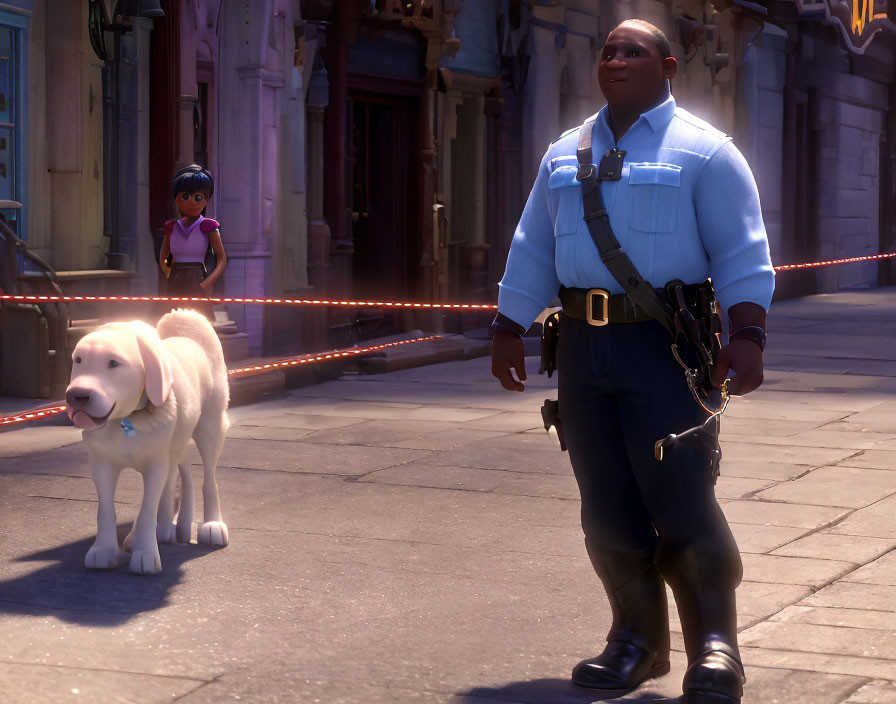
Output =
[{"x1": 66, "y1": 387, "x2": 92, "y2": 409}]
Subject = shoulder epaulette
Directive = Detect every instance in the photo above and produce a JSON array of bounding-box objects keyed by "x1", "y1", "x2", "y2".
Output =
[
  {"x1": 551, "y1": 125, "x2": 580, "y2": 145},
  {"x1": 673, "y1": 109, "x2": 728, "y2": 140}
]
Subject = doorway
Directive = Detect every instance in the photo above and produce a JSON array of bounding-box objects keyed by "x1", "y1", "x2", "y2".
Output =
[
  {"x1": 348, "y1": 93, "x2": 421, "y2": 301},
  {"x1": 780, "y1": 87, "x2": 819, "y2": 298}
]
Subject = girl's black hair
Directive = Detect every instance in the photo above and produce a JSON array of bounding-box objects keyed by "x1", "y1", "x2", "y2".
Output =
[{"x1": 171, "y1": 164, "x2": 215, "y2": 200}]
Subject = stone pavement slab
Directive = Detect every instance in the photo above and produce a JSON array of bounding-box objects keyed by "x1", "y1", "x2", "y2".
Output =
[
  {"x1": 740, "y1": 620, "x2": 896, "y2": 661},
  {"x1": 714, "y1": 475, "x2": 779, "y2": 499},
  {"x1": 739, "y1": 667, "x2": 866, "y2": 704},
  {"x1": 771, "y1": 605, "x2": 896, "y2": 631},
  {"x1": 800, "y1": 582, "x2": 896, "y2": 611},
  {"x1": 828, "y1": 495, "x2": 896, "y2": 538},
  {"x1": 771, "y1": 532, "x2": 896, "y2": 564},
  {"x1": 845, "y1": 551, "x2": 896, "y2": 585},
  {"x1": 719, "y1": 440, "x2": 860, "y2": 466},
  {"x1": 740, "y1": 553, "x2": 853, "y2": 587},
  {"x1": 735, "y1": 581, "x2": 813, "y2": 623},
  {"x1": 729, "y1": 522, "x2": 810, "y2": 553},
  {"x1": 720, "y1": 499, "x2": 850, "y2": 529},
  {"x1": 0, "y1": 663, "x2": 204, "y2": 704},
  {"x1": 755, "y1": 466, "x2": 896, "y2": 508},
  {"x1": 739, "y1": 646, "x2": 896, "y2": 681},
  {"x1": 846, "y1": 680, "x2": 896, "y2": 703},
  {"x1": 836, "y1": 450, "x2": 896, "y2": 470},
  {"x1": 720, "y1": 458, "x2": 816, "y2": 481}
]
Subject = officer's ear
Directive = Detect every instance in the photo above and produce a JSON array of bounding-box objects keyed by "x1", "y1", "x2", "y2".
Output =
[{"x1": 662, "y1": 56, "x2": 678, "y2": 80}]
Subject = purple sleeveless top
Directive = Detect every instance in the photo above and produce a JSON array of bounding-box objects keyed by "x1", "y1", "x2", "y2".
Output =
[{"x1": 167, "y1": 216, "x2": 219, "y2": 263}]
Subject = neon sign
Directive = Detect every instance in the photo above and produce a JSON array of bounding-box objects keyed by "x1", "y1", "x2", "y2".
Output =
[
  {"x1": 795, "y1": 0, "x2": 895, "y2": 52},
  {"x1": 851, "y1": 0, "x2": 889, "y2": 34}
]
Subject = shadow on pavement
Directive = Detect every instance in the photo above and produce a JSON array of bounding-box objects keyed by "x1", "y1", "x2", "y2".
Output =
[
  {"x1": 455, "y1": 679, "x2": 680, "y2": 703},
  {"x1": 0, "y1": 523, "x2": 222, "y2": 627}
]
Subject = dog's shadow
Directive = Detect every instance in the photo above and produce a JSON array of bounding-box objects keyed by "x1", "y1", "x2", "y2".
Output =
[
  {"x1": 0, "y1": 523, "x2": 222, "y2": 627},
  {"x1": 454, "y1": 680, "x2": 680, "y2": 703}
]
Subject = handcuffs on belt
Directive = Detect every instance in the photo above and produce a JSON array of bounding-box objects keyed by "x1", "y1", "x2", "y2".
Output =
[{"x1": 658, "y1": 280, "x2": 729, "y2": 482}]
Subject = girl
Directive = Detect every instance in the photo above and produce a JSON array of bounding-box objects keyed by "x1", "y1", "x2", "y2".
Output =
[{"x1": 159, "y1": 165, "x2": 227, "y2": 299}]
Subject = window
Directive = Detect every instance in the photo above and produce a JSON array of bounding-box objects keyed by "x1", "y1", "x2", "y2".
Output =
[{"x1": 0, "y1": 10, "x2": 26, "y2": 251}]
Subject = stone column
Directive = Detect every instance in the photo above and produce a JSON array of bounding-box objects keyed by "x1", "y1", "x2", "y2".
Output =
[
  {"x1": 522, "y1": 3, "x2": 566, "y2": 181},
  {"x1": 563, "y1": 7, "x2": 600, "y2": 127},
  {"x1": 306, "y1": 57, "x2": 330, "y2": 292},
  {"x1": 217, "y1": 0, "x2": 279, "y2": 354},
  {"x1": 111, "y1": 17, "x2": 155, "y2": 288}
]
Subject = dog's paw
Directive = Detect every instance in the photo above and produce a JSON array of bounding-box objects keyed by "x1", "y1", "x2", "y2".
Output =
[
  {"x1": 130, "y1": 549, "x2": 162, "y2": 574},
  {"x1": 176, "y1": 521, "x2": 192, "y2": 544},
  {"x1": 85, "y1": 545, "x2": 120, "y2": 569},
  {"x1": 156, "y1": 522, "x2": 177, "y2": 544},
  {"x1": 198, "y1": 521, "x2": 229, "y2": 546}
]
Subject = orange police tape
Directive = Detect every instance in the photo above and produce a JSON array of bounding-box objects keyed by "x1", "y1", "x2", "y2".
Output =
[
  {"x1": 0, "y1": 336, "x2": 441, "y2": 426},
  {"x1": 2, "y1": 250, "x2": 895, "y2": 426},
  {"x1": 2, "y1": 251, "x2": 896, "y2": 309}
]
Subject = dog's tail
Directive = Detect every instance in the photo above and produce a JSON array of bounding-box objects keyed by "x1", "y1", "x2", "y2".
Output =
[{"x1": 156, "y1": 308, "x2": 228, "y2": 384}]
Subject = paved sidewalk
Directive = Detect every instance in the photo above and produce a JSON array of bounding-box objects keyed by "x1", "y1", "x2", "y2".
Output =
[{"x1": 1, "y1": 290, "x2": 896, "y2": 703}]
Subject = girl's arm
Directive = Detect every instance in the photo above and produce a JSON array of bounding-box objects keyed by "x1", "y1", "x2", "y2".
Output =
[
  {"x1": 200, "y1": 229, "x2": 227, "y2": 292},
  {"x1": 159, "y1": 231, "x2": 172, "y2": 278}
]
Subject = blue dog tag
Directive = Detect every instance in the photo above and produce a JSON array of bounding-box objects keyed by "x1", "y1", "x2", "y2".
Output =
[{"x1": 120, "y1": 418, "x2": 135, "y2": 437}]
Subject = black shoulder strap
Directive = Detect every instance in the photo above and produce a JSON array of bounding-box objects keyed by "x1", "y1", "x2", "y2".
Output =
[{"x1": 575, "y1": 117, "x2": 676, "y2": 337}]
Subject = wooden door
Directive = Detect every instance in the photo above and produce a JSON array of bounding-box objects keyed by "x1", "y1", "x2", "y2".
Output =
[
  {"x1": 780, "y1": 87, "x2": 818, "y2": 298},
  {"x1": 348, "y1": 93, "x2": 421, "y2": 301}
]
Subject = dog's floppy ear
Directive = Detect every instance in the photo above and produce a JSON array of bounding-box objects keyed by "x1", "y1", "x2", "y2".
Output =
[{"x1": 135, "y1": 331, "x2": 174, "y2": 406}]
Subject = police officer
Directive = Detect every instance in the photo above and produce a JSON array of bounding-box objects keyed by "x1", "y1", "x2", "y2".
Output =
[{"x1": 491, "y1": 19, "x2": 774, "y2": 704}]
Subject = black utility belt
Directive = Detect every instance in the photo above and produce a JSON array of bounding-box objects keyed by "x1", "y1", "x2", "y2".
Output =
[{"x1": 559, "y1": 281, "x2": 716, "y2": 327}]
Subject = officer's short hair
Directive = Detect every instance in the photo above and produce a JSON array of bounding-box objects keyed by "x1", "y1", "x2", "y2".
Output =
[{"x1": 614, "y1": 19, "x2": 672, "y2": 61}]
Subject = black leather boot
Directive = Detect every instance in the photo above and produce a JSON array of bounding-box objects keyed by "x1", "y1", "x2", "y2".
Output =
[
  {"x1": 681, "y1": 641, "x2": 745, "y2": 703},
  {"x1": 657, "y1": 541, "x2": 745, "y2": 704},
  {"x1": 572, "y1": 539, "x2": 671, "y2": 694}
]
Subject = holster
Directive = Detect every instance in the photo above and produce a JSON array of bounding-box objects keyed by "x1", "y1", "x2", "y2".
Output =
[
  {"x1": 538, "y1": 311, "x2": 561, "y2": 377},
  {"x1": 539, "y1": 312, "x2": 565, "y2": 452},
  {"x1": 541, "y1": 398, "x2": 567, "y2": 451}
]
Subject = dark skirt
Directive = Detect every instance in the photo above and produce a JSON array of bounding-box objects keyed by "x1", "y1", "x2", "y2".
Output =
[
  {"x1": 167, "y1": 262, "x2": 206, "y2": 298},
  {"x1": 166, "y1": 263, "x2": 213, "y2": 318}
]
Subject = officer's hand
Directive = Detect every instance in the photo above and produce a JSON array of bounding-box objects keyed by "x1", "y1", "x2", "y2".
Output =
[
  {"x1": 711, "y1": 338, "x2": 764, "y2": 396},
  {"x1": 491, "y1": 328, "x2": 527, "y2": 392}
]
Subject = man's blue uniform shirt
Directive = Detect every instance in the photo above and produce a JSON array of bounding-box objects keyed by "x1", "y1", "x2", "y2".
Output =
[{"x1": 497, "y1": 95, "x2": 775, "y2": 330}]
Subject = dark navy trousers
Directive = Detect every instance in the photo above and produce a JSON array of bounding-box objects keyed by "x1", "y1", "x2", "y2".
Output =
[{"x1": 557, "y1": 313, "x2": 742, "y2": 660}]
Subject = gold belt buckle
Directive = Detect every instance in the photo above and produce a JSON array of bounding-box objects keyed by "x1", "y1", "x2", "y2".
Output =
[{"x1": 585, "y1": 288, "x2": 610, "y2": 326}]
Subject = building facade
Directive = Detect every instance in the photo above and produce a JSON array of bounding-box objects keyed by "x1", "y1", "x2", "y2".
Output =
[{"x1": 8, "y1": 0, "x2": 896, "y2": 370}]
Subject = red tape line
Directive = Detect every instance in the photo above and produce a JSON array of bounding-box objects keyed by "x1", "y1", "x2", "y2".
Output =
[{"x1": 0, "y1": 337, "x2": 441, "y2": 426}]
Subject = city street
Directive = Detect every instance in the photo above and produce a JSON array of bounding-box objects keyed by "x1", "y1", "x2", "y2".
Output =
[{"x1": 2, "y1": 289, "x2": 896, "y2": 703}]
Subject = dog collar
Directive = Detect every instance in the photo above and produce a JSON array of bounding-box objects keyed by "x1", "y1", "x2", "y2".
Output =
[{"x1": 120, "y1": 418, "x2": 135, "y2": 437}]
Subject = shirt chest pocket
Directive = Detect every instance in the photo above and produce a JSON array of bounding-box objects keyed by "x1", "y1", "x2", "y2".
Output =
[
  {"x1": 627, "y1": 163, "x2": 682, "y2": 233},
  {"x1": 548, "y1": 165, "x2": 582, "y2": 236}
]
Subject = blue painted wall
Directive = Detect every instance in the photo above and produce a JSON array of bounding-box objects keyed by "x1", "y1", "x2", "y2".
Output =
[{"x1": 442, "y1": 0, "x2": 500, "y2": 77}]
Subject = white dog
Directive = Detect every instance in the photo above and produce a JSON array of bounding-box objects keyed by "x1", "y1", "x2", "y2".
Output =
[{"x1": 65, "y1": 309, "x2": 230, "y2": 574}]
